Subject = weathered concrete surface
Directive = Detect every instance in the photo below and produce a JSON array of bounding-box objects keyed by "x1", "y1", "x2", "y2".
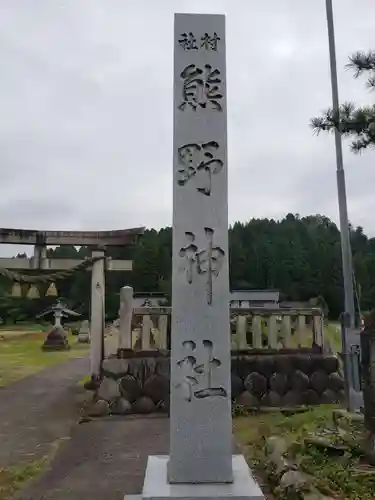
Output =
[
  {"x1": 17, "y1": 416, "x2": 170, "y2": 500},
  {"x1": 0, "y1": 356, "x2": 89, "y2": 467},
  {"x1": 16, "y1": 417, "x2": 266, "y2": 500},
  {"x1": 0, "y1": 346, "x2": 271, "y2": 500}
]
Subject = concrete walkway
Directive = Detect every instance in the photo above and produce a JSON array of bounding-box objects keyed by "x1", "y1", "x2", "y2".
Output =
[
  {"x1": 0, "y1": 356, "x2": 89, "y2": 468},
  {"x1": 17, "y1": 415, "x2": 271, "y2": 500},
  {"x1": 1, "y1": 344, "x2": 270, "y2": 500},
  {"x1": 17, "y1": 415, "x2": 170, "y2": 500}
]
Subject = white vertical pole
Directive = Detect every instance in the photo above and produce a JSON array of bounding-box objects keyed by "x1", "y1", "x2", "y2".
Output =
[
  {"x1": 119, "y1": 286, "x2": 133, "y2": 350},
  {"x1": 90, "y1": 249, "x2": 105, "y2": 383},
  {"x1": 325, "y1": 0, "x2": 355, "y2": 327},
  {"x1": 325, "y1": 0, "x2": 361, "y2": 412}
]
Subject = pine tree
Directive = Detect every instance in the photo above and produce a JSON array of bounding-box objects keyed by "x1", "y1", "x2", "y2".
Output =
[{"x1": 311, "y1": 50, "x2": 375, "y2": 152}]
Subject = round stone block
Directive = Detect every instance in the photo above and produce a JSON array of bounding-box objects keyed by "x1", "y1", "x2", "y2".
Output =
[
  {"x1": 244, "y1": 372, "x2": 267, "y2": 397},
  {"x1": 236, "y1": 390, "x2": 259, "y2": 408},
  {"x1": 290, "y1": 370, "x2": 309, "y2": 392},
  {"x1": 270, "y1": 372, "x2": 288, "y2": 396},
  {"x1": 260, "y1": 391, "x2": 281, "y2": 407},
  {"x1": 88, "y1": 399, "x2": 110, "y2": 417},
  {"x1": 119, "y1": 374, "x2": 141, "y2": 402},
  {"x1": 133, "y1": 396, "x2": 156, "y2": 414},
  {"x1": 282, "y1": 390, "x2": 303, "y2": 407},
  {"x1": 102, "y1": 358, "x2": 129, "y2": 378},
  {"x1": 97, "y1": 377, "x2": 121, "y2": 402},
  {"x1": 328, "y1": 372, "x2": 345, "y2": 392},
  {"x1": 323, "y1": 356, "x2": 340, "y2": 374},
  {"x1": 143, "y1": 374, "x2": 169, "y2": 404},
  {"x1": 310, "y1": 370, "x2": 329, "y2": 395},
  {"x1": 321, "y1": 389, "x2": 340, "y2": 404},
  {"x1": 293, "y1": 355, "x2": 313, "y2": 375},
  {"x1": 110, "y1": 397, "x2": 132, "y2": 415},
  {"x1": 301, "y1": 389, "x2": 320, "y2": 406},
  {"x1": 231, "y1": 374, "x2": 244, "y2": 399}
]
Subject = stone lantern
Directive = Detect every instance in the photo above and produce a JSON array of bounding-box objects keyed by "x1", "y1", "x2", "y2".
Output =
[{"x1": 38, "y1": 300, "x2": 81, "y2": 351}]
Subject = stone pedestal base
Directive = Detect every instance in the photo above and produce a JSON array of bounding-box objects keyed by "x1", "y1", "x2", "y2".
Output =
[
  {"x1": 125, "y1": 455, "x2": 264, "y2": 500},
  {"x1": 77, "y1": 333, "x2": 90, "y2": 343},
  {"x1": 41, "y1": 327, "x2": 70, "y2": 351}
]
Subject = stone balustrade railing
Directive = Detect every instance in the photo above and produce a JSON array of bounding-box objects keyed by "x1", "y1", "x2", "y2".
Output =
[
  {"x1": 131, "y1": 307, "x2": 170, "y2": 350},
  {"x1": 230, "y1": 307, "x2": 324, "y2": 350},
  {"x1": 130, "y1": 306, "x2": 324, "y2": 351}
]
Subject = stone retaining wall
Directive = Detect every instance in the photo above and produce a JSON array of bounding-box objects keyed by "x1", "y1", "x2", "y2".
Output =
[
  {"x1": 232, "y1": 352, "x2": 344, "y2": 408},
  {"x1": 90, "y1": 349, "x2": 344, "y2": 416}
]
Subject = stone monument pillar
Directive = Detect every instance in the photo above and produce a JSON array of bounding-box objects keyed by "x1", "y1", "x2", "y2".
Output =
[
  {"x1": 125, "y1": 12, "x2": 264, "y2": 500},
  {"x1": 169, "y1": 12, "x2": 232, "y2": 484}
]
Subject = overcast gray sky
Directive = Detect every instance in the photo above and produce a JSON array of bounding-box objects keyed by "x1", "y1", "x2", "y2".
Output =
[{"x1": 0, "y1": 0, "x2": 374, "y2": 256}]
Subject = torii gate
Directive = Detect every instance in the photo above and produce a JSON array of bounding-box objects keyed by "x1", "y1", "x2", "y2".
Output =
[{"x1": 0, "y1": 227, "x2": 144, "y2": 386}]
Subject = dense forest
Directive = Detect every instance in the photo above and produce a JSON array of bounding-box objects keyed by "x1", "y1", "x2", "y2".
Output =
[{"x1": 0, "y1": 213, "x2": 374, "y2": 324}]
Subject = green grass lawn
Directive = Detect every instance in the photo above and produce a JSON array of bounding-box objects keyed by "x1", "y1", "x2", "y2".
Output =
[
  {"x1": 0, "y1": 329, "x2": 89, "y2": 387},
  {"x1": 0, "y1": 457, "x2": 48, "y2": 500},
  {"x1": 0, "y1": 322, "x2": 47, "y2": 332},
  {"x1": 325, "y1": 322, "x2": 342, "y2": 352},
  {"x1": 234, "y1": 405, "x2": 375, "y2": 500}
]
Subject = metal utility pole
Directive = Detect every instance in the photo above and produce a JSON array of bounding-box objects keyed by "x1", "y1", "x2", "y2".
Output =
[
  {"x1": 325, "y1": 0, "x2": 355, "y2": 327},
  {"x1": 325, "y1": 0, "x2": 362, "y2": 412}
]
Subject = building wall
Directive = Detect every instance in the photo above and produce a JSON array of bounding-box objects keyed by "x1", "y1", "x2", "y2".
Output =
[
  {"x1": 230, "y1": 290, "x2": 280, "y2": 309},
  {"x1": 230, "y1": 299, "x2": 279, "y2": 309},
  {"x1": 133, "y1": 296, "x2": 168, "y2": 308}
]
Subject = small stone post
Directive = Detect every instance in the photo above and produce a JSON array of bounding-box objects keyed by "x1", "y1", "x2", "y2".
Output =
[{"x1": 118, "y1": 286, "x2": 133, "y2": 353}]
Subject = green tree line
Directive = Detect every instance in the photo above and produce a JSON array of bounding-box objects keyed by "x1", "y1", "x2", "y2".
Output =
[{"x1": 0, "y1": 213, "x2": 374, "y2": 324}]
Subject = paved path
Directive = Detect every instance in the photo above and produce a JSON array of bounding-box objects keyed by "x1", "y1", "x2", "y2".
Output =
[
  {"x1": 17, "y1": 415, "x2": 170, "y2": 500},
  {"x1": 1, "y1": 339, "x2": 271, "y2": 499},
  {"x1": 17, "y1": 415, "x2": 271, "y2": 500},
  {"x1": 0, "y1": 356, "x2": 89, "y2": 468}
]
